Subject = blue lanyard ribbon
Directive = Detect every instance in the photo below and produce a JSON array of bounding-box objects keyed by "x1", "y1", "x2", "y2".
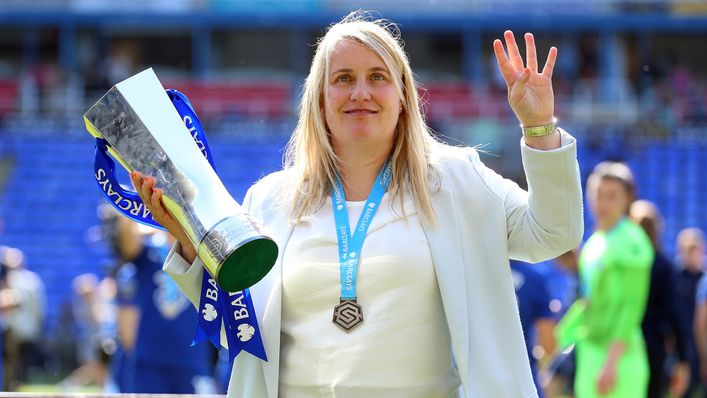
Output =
[
  {"x1": 92, "y1": 88, "x2": 267, "y2": 362},
  {"x1": 331, "y1": 159, "x2": 392, "y2": 299}
]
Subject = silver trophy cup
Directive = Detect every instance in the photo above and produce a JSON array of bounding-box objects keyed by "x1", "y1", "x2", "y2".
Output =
[{"x1": 84, "y1": 68, "x2": 278, "y2": 292}]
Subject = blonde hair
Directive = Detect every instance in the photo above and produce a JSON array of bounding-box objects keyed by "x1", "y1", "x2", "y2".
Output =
[{"x1": 284, "y1": 11, "x2": 438, "y2": 222}]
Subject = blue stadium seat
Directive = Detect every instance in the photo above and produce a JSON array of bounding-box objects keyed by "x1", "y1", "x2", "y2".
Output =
[
  {"x1": 0, "y1": 135, "x2": 285, "y2": 331},
  {"x1": 1, "y1": 132, "x2": 704, "y2": 333}
]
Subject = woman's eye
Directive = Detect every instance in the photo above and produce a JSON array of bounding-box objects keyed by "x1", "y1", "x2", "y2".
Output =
[
  {"x1": 371, "y1": 73, "x2": 385, "y2": 81},
  {"x1": 336, "y1": 75, "x2": 350, "y2": 82}
]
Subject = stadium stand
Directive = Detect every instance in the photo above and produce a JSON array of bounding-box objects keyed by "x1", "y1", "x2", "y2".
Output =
[{"x1": 0, "y1": 135, "x2": 285, "y2": 333}]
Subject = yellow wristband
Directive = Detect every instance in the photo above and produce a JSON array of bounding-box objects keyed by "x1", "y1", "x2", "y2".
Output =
[{"x1": 521, "y1": 119, "x2": 557, "y2": 137}]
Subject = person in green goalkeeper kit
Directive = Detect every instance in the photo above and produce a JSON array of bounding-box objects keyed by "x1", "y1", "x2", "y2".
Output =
[{"x1": 557, "y1": 161, "x2": 654, "y2": 397}]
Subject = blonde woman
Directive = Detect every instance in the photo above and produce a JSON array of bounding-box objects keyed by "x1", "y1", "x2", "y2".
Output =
[{"x1": 132, "y1": 12, "x2": 583, "y2": 398}]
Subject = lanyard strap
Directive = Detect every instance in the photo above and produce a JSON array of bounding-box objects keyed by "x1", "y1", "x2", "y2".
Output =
[{"x1": 331, "y1": 159, "x2": 392, "y2": 299}]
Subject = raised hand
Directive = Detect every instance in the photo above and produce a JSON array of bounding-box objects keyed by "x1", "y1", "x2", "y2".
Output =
[{"x1": 493, "y1": 31, "x2": 556, "y2": 128}]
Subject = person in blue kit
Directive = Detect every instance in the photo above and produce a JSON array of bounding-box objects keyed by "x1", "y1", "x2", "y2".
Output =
[
  {"x1": 693, "y1": 242, "x2": 707, "y2": 395},
  {"x1": 510, "y1": 259, "x2": 557, "y2": 398},
  {"x1": 99, "y1": 205, "x2": 216, "y2": 394},
  {"x1": 672, "y1": 227, "x2": 706, "y2": 397}
]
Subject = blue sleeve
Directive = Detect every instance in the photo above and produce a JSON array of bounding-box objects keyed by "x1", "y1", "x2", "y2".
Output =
[
  {"x1": 670, "y1": 266, "x2": 690, "y2": 361},
  {"x1": 696, "y1": 275, "x2": 707, "y2": 305},
  {"x1": 534, "y1": 274, "x2": 555, "y2": 320}
]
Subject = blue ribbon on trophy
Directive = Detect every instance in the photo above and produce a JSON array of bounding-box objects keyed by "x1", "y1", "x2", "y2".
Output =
[
  {"x1": 193, "y1": 273, "x2": 225, "y2": 349},
  {"x1": 94, "y1": 139, "x2": 164, "y2": 230},
  {"x1": 221, "y1": 288, "x2": 268, "y2": 361},
  {"x1": 166, "y1": 89, "x2": 215, "y2": 171},
  {"x1": 92, "y1": 87, "x2": 267, "y2": 362}
]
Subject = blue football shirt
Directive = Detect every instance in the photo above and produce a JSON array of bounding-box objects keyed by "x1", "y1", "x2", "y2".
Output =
[{"x1": 510, "y1": 260, "x2": 555, "y2": 397}]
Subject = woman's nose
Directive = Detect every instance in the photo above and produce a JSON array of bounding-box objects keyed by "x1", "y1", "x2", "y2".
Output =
[{"x1": 350, "y1": 79, "x2": 371, "y2": 101}]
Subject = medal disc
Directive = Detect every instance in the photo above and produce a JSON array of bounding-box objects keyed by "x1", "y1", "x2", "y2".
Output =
[{"x1": 332, "y1": 298, "x2": 363, "y2": 332}]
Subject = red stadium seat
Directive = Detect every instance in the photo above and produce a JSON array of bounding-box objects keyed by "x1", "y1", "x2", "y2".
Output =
[
  {"x1": 420, "y1": 82, "x2": 479, "y2": 118},
  {"x1": 162, "y1": 80, "x2": 292, "y2": 118},
  {"x1": 0, "y1": 79, "x2": 18, "y2": 116}
]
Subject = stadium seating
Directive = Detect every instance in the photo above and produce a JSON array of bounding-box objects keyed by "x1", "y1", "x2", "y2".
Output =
[
  {"x1": 161, "y1": 80, "x2": 294, "y2": 118},
  {"x1": 577, "y1": 135, "x2": 707, "y2": 257},
  {"x1": 0, "y1": 126, "x2": 705, "y2": 338},
  {"x1": 0, "y1": 135, "x2": 285, "y2": 332}
]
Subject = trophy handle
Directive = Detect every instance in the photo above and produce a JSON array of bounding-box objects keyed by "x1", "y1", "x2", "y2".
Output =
[{"x1": 94, "y1": 138, "x2": 166, "y2": 230}]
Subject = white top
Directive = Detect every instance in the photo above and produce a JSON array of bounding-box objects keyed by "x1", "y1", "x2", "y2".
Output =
[
  {"x1": 3, "y1": 268, "x2": 45, "y2": 342},
  {"x1": 164, "y1": 130, "x2": 582, "y2": 398},
  {"x1": 279, "y1": 192, "x2": 461, "y2": 398}
]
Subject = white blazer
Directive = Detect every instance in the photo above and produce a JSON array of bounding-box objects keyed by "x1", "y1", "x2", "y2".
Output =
[{"x1": 164, "y1": 130, "x2": 583, "y2": 398}]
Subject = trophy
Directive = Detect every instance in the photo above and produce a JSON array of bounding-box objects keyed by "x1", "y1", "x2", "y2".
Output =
[{"x1": 83, "y1": 68, "x2": 278, "y2": 292}]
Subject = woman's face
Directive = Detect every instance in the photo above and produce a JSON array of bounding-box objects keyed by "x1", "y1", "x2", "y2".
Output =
[
  {"x1": 589, "y1": 177, "x2": 630, "y2": 228},
  {"x1": 324, "y1": 39, "x2": 401, "y2": 150}
]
